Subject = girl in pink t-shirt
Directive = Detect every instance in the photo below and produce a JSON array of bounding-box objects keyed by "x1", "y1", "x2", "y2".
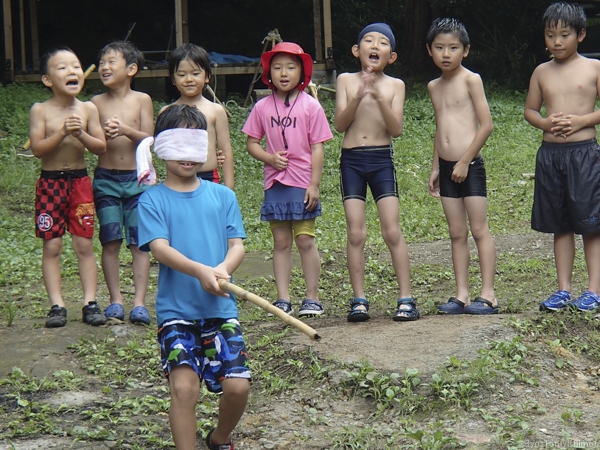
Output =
[{"x1": 243, "y1": 42, "x2": 333, "y2": 317}]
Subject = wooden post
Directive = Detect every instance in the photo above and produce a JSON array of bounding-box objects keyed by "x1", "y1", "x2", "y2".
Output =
[
  {"x1": 181, "y1": 0, "x2": 189, "y2": 44},
  {"x1": 323, "y1": 0, "x2": 333, "y2": 69},
  {"x1": 174, "y1": 0, "x2": 183, "y2": 47},
  {"x1": 19, "y1": 0, "x2": 26, "y2": 72},
  {"x1": 29, "y1": 0, "x2": 39, "y2": 71},
  {"x1": 313, "y1": 0, "x2": 323, "y2": 61},
  {"x1": 3, "y1": 0, "x2": 15, "y2": 81}
]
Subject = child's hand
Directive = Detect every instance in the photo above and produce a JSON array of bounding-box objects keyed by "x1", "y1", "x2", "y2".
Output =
[
  {"x1": 269, "y1": 151, "x2": 288, "y2": 170},
  {"x1": 304, "y1": 185, "x2": 320, "y2": 211},
  {"x1": 104, "y1": 115, "x2": 122, "y2": 140},
  {"x1": 428, "y1": 171, "x2": 440, "y2": 198},
  {"x1": 216, "y1": 149, "x2": 225, "y2": 168},
  {"x1": 359, "y1": 67, "x2": 376, "y2": 98},
  {"x1": 196, "y1": 264, "x2": 230, "y2": 297},
  {"x1": 63, "y1": 114, "x2": 83, "y2": 137},
  {"x1": 547, "y1": 112, "x2": 568, "y2": 137},
  {"x1": 552, "y1": 114, "x2": 584, "y2": 138},
  {"x1": 451, "y1": 161, "x2": 469, "y2": 183}
]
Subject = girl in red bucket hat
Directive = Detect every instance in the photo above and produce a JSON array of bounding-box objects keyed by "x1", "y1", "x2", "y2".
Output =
[{"x1": 243, "y1": 42, "x2": 333, "y2": 317}]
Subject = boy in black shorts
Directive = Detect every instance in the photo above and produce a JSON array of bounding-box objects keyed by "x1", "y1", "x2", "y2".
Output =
[
  {"x1": 525, "y1": 2, "x2": 600, "y2": 313},
  {"x1": 426, "y1": 18, "x2": 497, "y2": 315}
]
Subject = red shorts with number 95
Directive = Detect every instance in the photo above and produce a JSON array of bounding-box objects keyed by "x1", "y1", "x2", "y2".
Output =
[{"x1": 35, "y1": 169, "x2": 95, "y2": 240}]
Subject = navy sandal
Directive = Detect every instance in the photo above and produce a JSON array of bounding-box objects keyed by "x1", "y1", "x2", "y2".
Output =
[
  {"x1": 347, "y1": 298, "x2": 370, "y2": 322},
  {"x1": 463, "y1": 297, "x2": 499, "y2": 315},
  {"x1": 393, "y1": 298, "x2": 420, "y2": 322},
  {"x1": 437, "y1": 297, "x2": 465, "y2": 314}
]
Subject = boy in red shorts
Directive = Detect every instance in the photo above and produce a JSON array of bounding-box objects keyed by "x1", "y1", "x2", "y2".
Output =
[{"x1": 29, "y1": 46, "x2": 107, "y2": 327}]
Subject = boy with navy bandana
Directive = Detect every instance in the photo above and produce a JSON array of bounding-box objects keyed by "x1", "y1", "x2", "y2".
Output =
[
  {"x1": 137, "y1": 104, "x2": 248, "y2": 450},
  {"x1": 334, "y1": 23, "x2": 418, "y2": 323}
]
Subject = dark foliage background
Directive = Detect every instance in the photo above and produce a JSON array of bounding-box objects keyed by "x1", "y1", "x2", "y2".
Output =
[{"x1": 2, "y1": 0, "x2": 600, "y2": 89}]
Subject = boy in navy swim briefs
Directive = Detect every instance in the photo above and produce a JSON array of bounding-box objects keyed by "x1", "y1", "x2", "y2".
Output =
[{"x1": 335, "y1": 23, "x2": 418, "y2": 323}]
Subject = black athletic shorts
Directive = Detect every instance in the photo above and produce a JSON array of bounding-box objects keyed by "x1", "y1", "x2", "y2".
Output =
[
  {"x1": 531, "y1": 138, "x2": 600, "y2": 234},
  {"x1": 439, "y1": 156, "x2": 487, "y2": 198}
]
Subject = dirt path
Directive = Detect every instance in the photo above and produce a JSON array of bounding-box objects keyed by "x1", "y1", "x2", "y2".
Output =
[
  {"x1": 4, "y1": 232, "x2": 600, "y2": 449},
  {"x1": 0, "y1": 232, "x2": 555, "y2": 378}
]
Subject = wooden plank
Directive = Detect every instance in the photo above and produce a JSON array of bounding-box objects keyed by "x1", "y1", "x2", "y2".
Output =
[
  {"x1": 19, "y1": 0, "x2": 26, "y2": 72},
  {"x1": 15, "y1": 63, "x2": 328, "y2": 83},
  {"x1": 4, "y1": 0, "x2": 15, "y2": 81},
  {"x1": 29, "y1": 0, "x2": 39, "y2": 71},
  {"x1": 313, "y1": 0, "x2": 323, "y2": 60},
  {"x1": 323, "y1": 0, "x2": 332, "y2": 60}
]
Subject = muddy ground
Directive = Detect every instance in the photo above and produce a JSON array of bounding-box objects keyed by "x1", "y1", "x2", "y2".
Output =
[{"x1": 1, "y1": 232, "x2": 600, "y2": 449}]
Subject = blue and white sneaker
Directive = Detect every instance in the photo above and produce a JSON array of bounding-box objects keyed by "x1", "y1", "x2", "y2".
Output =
[
  {"x1": 571, "y1": 291, "x2": 600, "y2": 312},
  {"x1": 539, "y1": 290, "x2": 572, "y2": 312}
]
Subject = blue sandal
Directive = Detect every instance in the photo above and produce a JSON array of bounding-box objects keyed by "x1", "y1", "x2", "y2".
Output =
[
  {"x1": 129, "y1": 306, "x2": 151, "y2": 325},
  {"x1": 298, "y1": 299, "x2": 324, "y2": 317},
  {"x1": 104, "y1": 303, "x2": 125, "y2": 321},
  {"x1": 437, "y1": 297, "x2": 465, "y2": 314},
  {"x1": 393, "y1": 298, "x2": 420, "y2": 322},
  {"x1": 347, "y1": 298, "x2": 370, "y2": 322},
  {"x1": 463, "y1": 297, "x2": 499, "y2": 315}
]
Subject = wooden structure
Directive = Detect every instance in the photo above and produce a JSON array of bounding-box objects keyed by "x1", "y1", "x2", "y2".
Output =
[{"x1": 2, "y1": 0, "x2": 334, "y2": 83}]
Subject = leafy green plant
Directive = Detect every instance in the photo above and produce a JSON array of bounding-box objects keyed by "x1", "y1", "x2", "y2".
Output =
[
  {"x1": 3, "y1": 300, "x2": 17, "y2": 326},
  {"x1": 403, "y1": 427, "x2": 462, "y2": 450}
]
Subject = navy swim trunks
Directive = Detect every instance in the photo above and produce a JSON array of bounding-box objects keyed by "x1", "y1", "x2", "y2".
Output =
[{"x1": 339, "y1": 145, "x2": 398, "y2": 202}]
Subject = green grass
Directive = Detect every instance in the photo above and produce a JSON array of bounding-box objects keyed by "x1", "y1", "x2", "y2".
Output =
[
  {"x1": 0, "y1": 82, "x2": 539, "y2": 262},
  {"x1": 1, "y1": 82, "x2": 600, "y2": 450}
]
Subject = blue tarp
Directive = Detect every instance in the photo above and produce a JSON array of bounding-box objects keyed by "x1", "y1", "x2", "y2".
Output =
[{"x1": 208, "y1": 52, "x2": 260, "y2": 64}]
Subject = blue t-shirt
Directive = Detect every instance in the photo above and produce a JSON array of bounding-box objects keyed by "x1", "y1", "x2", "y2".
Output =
[{"x1": 137, "y1": 181, "x2": 246, "y2": 325}]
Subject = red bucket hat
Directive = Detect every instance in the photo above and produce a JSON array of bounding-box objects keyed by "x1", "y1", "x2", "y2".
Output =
[{"x1": 261, "y1": 42, "x2": 313, "y2": 91}]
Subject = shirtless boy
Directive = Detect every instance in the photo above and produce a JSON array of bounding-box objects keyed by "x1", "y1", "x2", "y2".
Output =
[
  {"x1": 335, "y1": 23, "x2": 418, "y2": 322},
  {"x1": 426, "y1": 18, "x2": 497, "y2": 315},
  {"x1": 29, "y1": 47, "x2": 106, "y2": 327},
  {"x1": 525, "y1": 2, "x2": 600, "y2": 313},
  {"x1": 160, "y1": 43, "x2": 233, "y2": 189},
  {"x1": 91, "y1": 41, "x2": 154, "y2": 324}
]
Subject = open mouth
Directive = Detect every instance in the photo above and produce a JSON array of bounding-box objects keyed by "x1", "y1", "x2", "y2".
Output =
[
  {"x1": 369, "y1": 53, "x2": 380, "y2": 62},
  {"x1": 66, "y1": 80, "x2": 79, "y2": 87},
  {"x1": 179, "y1": 161, "x2": 196, "y2": 167}
]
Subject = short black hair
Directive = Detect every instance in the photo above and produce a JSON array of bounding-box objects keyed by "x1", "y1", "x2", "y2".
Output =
[
  {"x1": 168, "y1": 43, "x2": 212, "y2": 80},
  {"x1": 98, "y1": 40, "x2": 145, "y2": 74},
  {"x1": 543, "y1": 2, "x2": 586, "y2": 35},
  {"x1": 426, "y1": 18, "x2": 470, "y2": 47},
  {"x1": 155, "y1": 104, "x2": 207, "y2": 136},
  {"x1": 40, "y1": 46, "x2": 78, "y2": 75}
]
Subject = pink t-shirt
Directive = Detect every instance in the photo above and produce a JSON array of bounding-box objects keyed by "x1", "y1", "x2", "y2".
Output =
[{"x1": 242, "y1": 91, "x2": 333, "y2": 190}]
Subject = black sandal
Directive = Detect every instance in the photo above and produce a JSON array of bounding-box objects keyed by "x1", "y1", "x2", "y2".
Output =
[
  {"x1": 393, "y1": 298, "x2": 420, "y2": 322},
  {"x1": 347, "y1": 297, "x2": 371, "y2": 322}
]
